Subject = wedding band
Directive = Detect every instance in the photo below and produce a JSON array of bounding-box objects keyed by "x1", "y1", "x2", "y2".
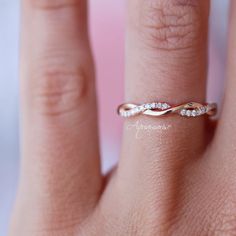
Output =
[{"x1": 118, "y1": 102, "x2": 217, "y2": 118}]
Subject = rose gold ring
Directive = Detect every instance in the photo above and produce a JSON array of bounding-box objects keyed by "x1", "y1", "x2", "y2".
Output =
[{"x1": 118, "y1": 102, "x2": 217, "y2": 118}]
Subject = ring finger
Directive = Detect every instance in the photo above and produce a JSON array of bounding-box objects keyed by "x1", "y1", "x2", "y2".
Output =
[{"x1": 116, "y1": 0, "x2": 210, "y2": 232}]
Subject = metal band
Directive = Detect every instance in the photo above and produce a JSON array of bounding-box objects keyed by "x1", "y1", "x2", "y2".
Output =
[{"x1": 118, "y1": 102, "x2": 217, "y2": 118}]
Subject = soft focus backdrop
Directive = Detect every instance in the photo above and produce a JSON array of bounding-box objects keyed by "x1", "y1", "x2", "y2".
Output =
[{"x1": 0, "y1": 0, "x2": 229, "y2": 235}]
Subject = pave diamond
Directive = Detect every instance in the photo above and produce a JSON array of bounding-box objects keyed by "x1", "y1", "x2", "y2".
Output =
[
  {"x1": 180, "y1": 109, "x2": 187, "y2": 116},
  {"x1": 157, "y1": 103, "x2": 162, "y2": 109},
  {"x1": 191, "y1": 110, "x2": 197, "y2": 117},
  {"x1": 122, "y1": 112, "x2": 128, "y2": 117},
  {"x1": 200, "y1": 106, "x2": 206, "y2": 114},
  {"x1": 126, "y1": 111, "x2": 131, "y2": 117},
  {"x1": 162, "y1": 103, "x2": 170, "y2": 110},
  {"x1": 145, "y1": 104, "x2": 152, "y2": 109},
  {"x1": 133, "y1": 107, "x2": 139, "y2": 113},
  {"x1": 186, "y1": 110, "x2": 192, "y2": 117},
  {"x1": 151, "y1": 103, "x2": 156, "y2": 109},
  {"x1": 139, "y1": 105, "x2": 145, "y2": 111},
  {"x1": 119, "y1": 101, "x2": 216, "y2": 118},
  {"x1": 196, "y1": 109, "x2": 201, "y2": 116}
]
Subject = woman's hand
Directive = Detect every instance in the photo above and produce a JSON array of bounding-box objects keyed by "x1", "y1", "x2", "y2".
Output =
[{"x1": 9, "y1": 0, "x2": 236, "y2": 235}]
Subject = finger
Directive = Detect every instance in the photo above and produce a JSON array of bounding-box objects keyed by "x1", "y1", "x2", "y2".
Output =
[
  {"x1": 115, "y1": 0, "x2": 209, "y2": 230},
  {"x1": 213, "y1": 1, "x2": 236, "y2": 161},
  {"x1": 11, "y1": 0, "x2": 102, "y2": 233}
]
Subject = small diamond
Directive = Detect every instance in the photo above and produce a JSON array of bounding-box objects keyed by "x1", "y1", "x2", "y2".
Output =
[
  {"x1": 196, "y1": 109, "x2": 201, "y2": 116},
  {"x1": 162, "y1": 103, "x2": 169, "y2": 110},
  {"x1": 192, "y1": 110, "x2": 197, "y2": 117},
  {"x1": 133, "y1": 107, "x2": 139, "y2": 113},
  {"x1": 138, "y1": 105, "x2": 145, "y2": 111},
  {"x1": 145, "y1": 104, "x2": 152, "y2": 109},
  {"x1": 151, "y1": 103, "x2": 156, "y2": 109},
  {"x1": 130, "y1": 109, "x2": 135, "y2": 115},
  {"x1": 186, "y1": 110, "x2": 192, "y2": 117},
  {"x1": 157, "y1": 103, "x2": 162, "y2": 109},
  {"x1": 122, "y1": 112, "x2": 127, "y2": 117},
  {"x1": 200, "y1": 106, "x2": 206, "y2": 114},
  {"x1": 125, "y1": 111, "x2": 131, "y2": 117},
  {"x1": 180, "y1": 109, "x2": 186, "y2": 116}
]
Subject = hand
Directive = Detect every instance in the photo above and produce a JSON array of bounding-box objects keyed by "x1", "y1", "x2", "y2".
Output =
[{"x1": 9, "y1": 0, "x2": 236, "y2": 235}]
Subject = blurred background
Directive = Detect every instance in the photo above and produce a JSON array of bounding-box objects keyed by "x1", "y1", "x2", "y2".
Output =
[{"x1": 0, "y1": 0, "x2": 229, "y2": 235}]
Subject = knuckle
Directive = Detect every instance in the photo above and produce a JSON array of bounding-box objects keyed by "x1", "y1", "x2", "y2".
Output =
[
  {"x1": 139, "y1": 0, "x2": 204, "y2": 51},
  {"x1": 30, "y1": 0, "x2": 78, "y2": 11},
  {"x1": 31, "y1": 61, "x2": 92, "y2": 117}
]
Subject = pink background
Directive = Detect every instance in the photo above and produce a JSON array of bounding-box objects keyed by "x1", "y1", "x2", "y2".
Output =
[{"x1": 90, "y1": 0, "x2": 125, "y2": 171}]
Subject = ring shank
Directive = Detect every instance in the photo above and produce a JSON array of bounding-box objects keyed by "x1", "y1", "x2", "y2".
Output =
[{"x1": 118, "y1": 101, "x2": 217, "y2": 118}]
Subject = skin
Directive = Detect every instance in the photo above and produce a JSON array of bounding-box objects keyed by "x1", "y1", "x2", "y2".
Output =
[{"x1": 9, "y1": 0, "x2": 236, "y2": 235}]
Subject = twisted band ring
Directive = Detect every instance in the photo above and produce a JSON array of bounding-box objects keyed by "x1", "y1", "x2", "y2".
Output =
[{"x1": 118, "y1": 102, "x2": 217, "y2": 118}]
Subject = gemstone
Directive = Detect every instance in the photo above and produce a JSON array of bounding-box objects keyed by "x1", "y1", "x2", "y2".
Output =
[
  {"x1": 162, "y1": 103, "x2": 170, "y2": 110},
  {"x1": 200, "y1": 106, "x2": 206, "y2": 113},
  {"x1": 151, "y1": 103, "x2": 156, "y2": 109},
  {"x1": 145, "y1": 104, "x2": 152, "y2": 109},
  {"x1": 139, "y1": 105, "x2": 145, "y2": 111},
  {"x1": 196, "y1": 109, "x2": 201, "y2": 116},
  {"x1": 192, "y1": 110, "x2": 197, "y2": 117},
  {"x1": 130, "y1": 110, "x2": 135, "y2": 115},
  {"x1": 180, "y1": 109, "x2": 187, "y2": 116},
  {"x1": 186, "y1": 110, "x2": 192, "y2": 117},
  {"x1": 157, "y1": 103, "x2": 162, "y2": 109}
]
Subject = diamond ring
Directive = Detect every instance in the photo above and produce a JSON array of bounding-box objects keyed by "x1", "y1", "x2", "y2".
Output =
[{"x1": 118, "y1": 102, "x2": 217, "y2": 118}]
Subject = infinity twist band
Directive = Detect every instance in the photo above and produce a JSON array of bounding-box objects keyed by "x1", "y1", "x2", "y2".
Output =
[{"x1": 118, "y1": 102, "x2": 217, "y2": 118}]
